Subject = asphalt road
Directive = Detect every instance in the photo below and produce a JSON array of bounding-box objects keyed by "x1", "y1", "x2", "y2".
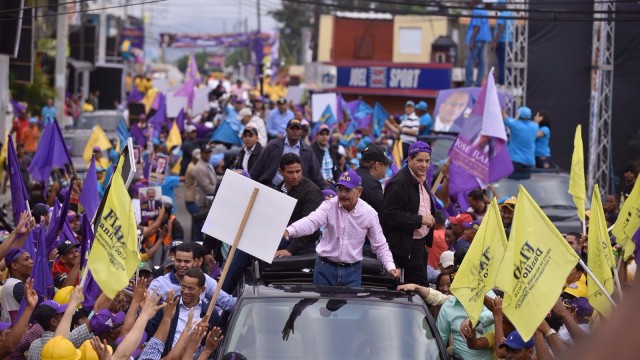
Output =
[{"x1": 172, "y1": 182, "x2": 195, "y2": 243}]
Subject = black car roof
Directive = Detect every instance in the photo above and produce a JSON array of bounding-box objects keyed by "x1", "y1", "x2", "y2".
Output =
[{"x1": 238, "y1": 283, "x2": 427, "y2": 306}]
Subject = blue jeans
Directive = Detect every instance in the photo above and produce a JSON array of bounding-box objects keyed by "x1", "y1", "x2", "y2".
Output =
[
  {"x1": 313, "y1": 257, "x2": 362, "y2": 287},
  {"x1": 185, "y1": 201, "x2": 202, "y2": 243},
  {"x1": 465, "y1": 41, "x2": 486, "y2": 87},
  {"x1": 495, "y1": 42, "x2": 506, "y2": 85}
]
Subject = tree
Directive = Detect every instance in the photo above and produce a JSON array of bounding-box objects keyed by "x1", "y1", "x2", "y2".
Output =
[
  {"x1": 176, "y1": 52, "x2": 209, "y2": 75},
  {"x1": 269, "y1": 0, "x2": 314, "y2": 64},
  {"x1": 9, "y1": 56, "x2": 55, "y2": 116}
]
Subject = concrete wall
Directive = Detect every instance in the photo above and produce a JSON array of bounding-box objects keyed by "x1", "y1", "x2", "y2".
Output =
[{"x1": 392, "y1": 16, "x2": 448, "y2": 63}]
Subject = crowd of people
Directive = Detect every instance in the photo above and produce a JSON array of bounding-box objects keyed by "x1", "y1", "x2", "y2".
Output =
[{"x1": 0, "y1": 63, "x2": 638, "y2": 360}]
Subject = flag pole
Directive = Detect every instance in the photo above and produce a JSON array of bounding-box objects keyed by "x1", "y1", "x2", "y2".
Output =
[
  {"x1": 613, "y1": 255, "x2": 624, "y2": 300},
  {"x1": 206, "y1": 187, "x2": 260, "y2": 318},
  {"x1": 431, "y1": 158, "x2": 450, "y2": 194},
  {"x1": 578, "y1": 257, "x2": 616, "y2": 307}
]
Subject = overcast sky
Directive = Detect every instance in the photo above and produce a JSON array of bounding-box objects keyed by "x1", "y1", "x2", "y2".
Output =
[{"x1": 123, "y1": 0, "x2": 280, "y2": 62}]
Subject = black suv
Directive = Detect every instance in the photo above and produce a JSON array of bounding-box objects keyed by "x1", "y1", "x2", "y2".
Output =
[{"x1": 214, "y1": 254, "x2": 449, "y2": 359}]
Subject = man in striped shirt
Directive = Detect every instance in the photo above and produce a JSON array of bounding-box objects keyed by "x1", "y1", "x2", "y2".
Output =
[
  {"x1": 284, "y1": 169, "x2": 401, "y2": 286},
  {"x1": 400, "y1": 100, "x2": 420, "y2": 159}
]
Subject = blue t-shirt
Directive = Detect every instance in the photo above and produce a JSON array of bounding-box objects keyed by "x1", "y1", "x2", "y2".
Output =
[
  {"x1": 466, "y1": 6, "x2": 492, "y2": 44},
  {"x1": 161, "y1": 175, "x2": 180, "y2": 214},
  {"x1": 535, "y1": 126, "x2": 551, "y2": 157},
  {"x1": 505, "y1": 118, "x2": 539, "y2": 166},
  {"x1": 419, "y1": 113, "x2": 433, "y2": 136},
  {"x1": 494, "y1": 10, "x2": 514, "y2": 43}
]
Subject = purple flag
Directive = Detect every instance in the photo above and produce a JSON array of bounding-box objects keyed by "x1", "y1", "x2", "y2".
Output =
[
  {"x1": 28, "y1": 120, "x2": 73, "y2": 182},
  {"x1": 128, "y1": 86, "x2": 144, "y2": 103},
  {"x1": 174, "y1": 78, "x2": 196, "y2": 108},
  {"x1": 10, "y1": 99, "x2": 25, "y2": 117},
  {"x1": 447, "y1": 69, "x2": 513, "y2": 195},
  {"x1": 130, "y1": 123, "x2": 147, "y2": 146},
  {"x1": 7, "y1": 136, "x2": 29, "y2": 225},
  {"x1": 176, "y1": 109, "x2": 185, "y2": 133},
  {"x1": 82, "y1": 271, "x2": 101, "y2": 311},
  {"x1": 80, "y1": 156, "x2": 100, "y2": 220},
  {"x1": 185, "y1": 53, "x2": 201, "y2": 83},
  {"x1": 46, "y1": 184, "x2": 72, "y2": 254},
  {"x1": 148, "y1": 93, "x2": 167, "y2": 133},
  {"x1": 633, "y1": 227, "x2": 640, "y2": 261},
  {"x1": 33, "y1": 225, "x2": 55, "y2": 299}
]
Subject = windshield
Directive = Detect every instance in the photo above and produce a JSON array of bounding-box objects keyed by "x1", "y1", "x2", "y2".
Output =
[
  {"x1": 493, "y1": 174, "x2": 580, "y2": 208},
  {"x1": 222, "y1": 298, "x2": 442, "y2": 360}
]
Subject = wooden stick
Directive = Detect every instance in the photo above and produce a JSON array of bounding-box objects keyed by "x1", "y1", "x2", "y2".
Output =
[
  {"x1": 613, "y1": 255, "x2": 624, "y2": 301},
  {"x1": 206, "y1": 187, "x2": 260, "y2": 317},
  {"x1": 578, "y1": 258, "x2": 617, "y2": 307},
  {"x1": 431, "y1": 158, "x2": 450, "y2": 194}
]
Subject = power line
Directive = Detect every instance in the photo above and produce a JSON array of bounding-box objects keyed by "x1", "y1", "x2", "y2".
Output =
[
  {"x1": 273, "y1": 0, "x2": 640, "y2": 22},
  {"x1": 0, "y1": 0, "x2": 168, "y2": 21}
]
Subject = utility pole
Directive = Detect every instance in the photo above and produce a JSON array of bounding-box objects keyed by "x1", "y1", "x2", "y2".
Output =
[
  {"x1": 55, "y1": 3, "x2": 68, "y2": 114},
  {"x1": 257, "y1": 0, "x2": 261, "y2": 33},
  {"x1": 98, "y1": 0, "x2": 107, "y2": 63}
]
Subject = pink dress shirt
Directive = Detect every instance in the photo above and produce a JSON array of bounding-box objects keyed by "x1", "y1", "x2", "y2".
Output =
[{"x1": 286, "y1": 197, "x2": 396, "y2": 271}]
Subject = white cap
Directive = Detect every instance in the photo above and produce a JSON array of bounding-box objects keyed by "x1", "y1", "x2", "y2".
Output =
[
  {"x1": 439, "y1": 251, "x2": 455, "y2": 268},
  {"x1": 186, "y1": 125, "x2": 197, "y2": 133},
  {"x1": 238, "y1": 108, "x2": 252, "y2": 118}
]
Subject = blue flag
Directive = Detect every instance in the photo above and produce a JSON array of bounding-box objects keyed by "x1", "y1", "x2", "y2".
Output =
[
  {"x1": 28, "y1": 120, "x2": 73, "y2": 182},
  {"x1": 339, "y1": 121, "x2": 358, "y2": 147},
  {"x1": 354, "y1": 100, "x2": 373, "y2": 130},
  {"x1": 80, "y1": 156, "x2": 100, "y2": 221},
  {"x1": 373, "y1": 102, "x2": 389, "y2": 139},
  {"x1": 117, "y1": 119, "x2": 130, "y2": 151},
  {"x1": 312, "y1": 105, "x2": 337, "y2": 134}
]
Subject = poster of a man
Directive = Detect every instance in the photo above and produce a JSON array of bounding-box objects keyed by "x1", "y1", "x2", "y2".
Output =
[
  {"x1": 139, "y1": 186, "x2": 163, "y2": 222},
  {"x1": 433, "y1": 90, "x2": 472, "y2": 133}
]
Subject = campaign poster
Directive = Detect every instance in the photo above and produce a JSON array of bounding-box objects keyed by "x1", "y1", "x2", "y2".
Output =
[
  {"x1": 148, "y1": 153, "x2": 169, "y2": 184},
  {"x1": 139, "y1": 186, "x2": 162, "y2": 223}
]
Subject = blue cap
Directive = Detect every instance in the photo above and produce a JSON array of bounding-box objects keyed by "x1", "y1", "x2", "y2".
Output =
[
  {"x1": 500, "y1": 330, "x2": 534, "y2": 350},
  {"x1": 518, "y1": 106, "x2": 532, "y2": 120},
  {"x1": 407, "y1": 141, "x2": 432, "y2": 156},
  {"x1": 416, "y1": 101, "x2": 428, "y2": 111},
  {"x1": 405, "y1": 100, "x2": 415, "y2": 108}
]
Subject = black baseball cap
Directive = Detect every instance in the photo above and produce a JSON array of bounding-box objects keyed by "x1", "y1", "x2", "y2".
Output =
[
  {"x1": 242, "y1": 127, "x2": 258, "y2": 136},
  {"x1": 200, "y1": 144, "x2": 213, "y2": 153},
  {"x1": 277, "y1": 98, "x2": 287, "y2": 105},
  {"x1": 57, "y1": 240, "x2": 80, "y2": 255},
  {"x1": 287, "y1": 119, "x2": 302, "y2": 129},
  {"x1": 361, "y1": 145, "x2": 393, "y2": 166}
]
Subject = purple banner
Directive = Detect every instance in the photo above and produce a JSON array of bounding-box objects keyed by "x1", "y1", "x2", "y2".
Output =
[{"x1": 121, "y1": 24, "x2": 145, "y2": 50}]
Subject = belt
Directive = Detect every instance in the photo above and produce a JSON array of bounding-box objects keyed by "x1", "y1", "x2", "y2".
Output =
[{"x1": 318, "y1": 256, "x2": 360, "y2": 268}]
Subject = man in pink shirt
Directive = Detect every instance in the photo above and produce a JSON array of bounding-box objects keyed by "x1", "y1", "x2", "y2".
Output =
[{"x1": 285, "y1": 169, "x2": 401, "y2": 286}]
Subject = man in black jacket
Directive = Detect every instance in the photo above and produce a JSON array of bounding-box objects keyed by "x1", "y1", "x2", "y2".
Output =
[
  {"x1": 355, "y1": 144, "x2": 392, "y2": 213},
  {"x1": 222, "y1": 153, "x2": 324, "y2": 293},
  {"x1": 310, "y1": 124, "x2": 341, "y2": 189},
  {"x1": 275, "y1": 153, "x2": 324, "y2": 257},
  {"x1": 380, "y1": 141, "x2": 436, "y2": 286},
  {"x1": 250, "y1": 119, "x2": 324, "y2": 189},
  {"x1": 235, "y1": 126, "x2": 263, "y2": 171}
]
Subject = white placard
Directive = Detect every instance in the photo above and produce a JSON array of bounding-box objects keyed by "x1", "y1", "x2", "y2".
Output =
[
  {"x1": 311, "y1": 92, "x2": 337, "y2": 123},
  {"x1": 166, "y1": 91, "x2": 188, "y2": 118},
  {"x1": 153, "y1": 78, "x2": 170, "y2": 94},
  {"x1": 192, "y1": 87, "x2": 210, "y2": 116},
  {"x1": 285, "y1": 85, "x2": 305, "y2": 104},
  {"x1": 202, "y1": 170, "x2": 297, "y2": 263}
]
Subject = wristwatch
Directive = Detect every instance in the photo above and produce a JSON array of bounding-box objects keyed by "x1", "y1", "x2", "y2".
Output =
[{"x1": 544, "y1": 328, "x2": 556, "y2": 339}]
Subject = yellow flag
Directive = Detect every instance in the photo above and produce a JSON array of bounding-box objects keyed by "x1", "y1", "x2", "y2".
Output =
[
  {"x1": 0, "y1": 134, "x2": 9, "y2": 182},
  {"x1": 587, "y1": 184, "x2": 615, "y2": 316},
  {"x1": 166, "y1": 121, "x2": 182, "y2": 150},
  {"x1": 568, "y1": 125, "x2": 586, "y2": 222},
  {"x1": 612, "y1": 179, "x2": 640, "y2": 259},
  {"x1": 392, "y1": 140, "x2": 403, "y2": 169},
  {"x1": 142, "y1": 88, "x2": 158, "y2": 113},
  {"x1": 450, "y1": 198, "x2": 507, "y2": 326},
  {"x1": 171, "y1": 158, "x2": 182, "y2": 175},
  {"x1": 83, "y1": 125, "x2": 113, "y2": 163},
  {"x1": 495, "y1": 185, "x2": 580, "y2": 340},
  {"x1": 87, "y1": 157, "x2": 140, "y2": 298}
]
